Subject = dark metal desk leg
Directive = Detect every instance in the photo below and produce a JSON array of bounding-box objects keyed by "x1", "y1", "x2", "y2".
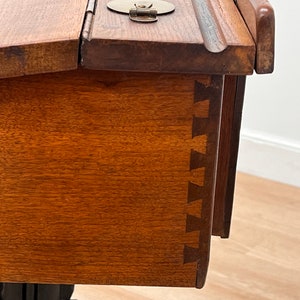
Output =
[
  {"x1": 36, "y1": 284, "x2": 60, "y2": 300},
  {"x1": 60, "y1": 285, "x2": 74, "y2": 300},
  {"x1": 0, "y1": 283, "x2": 23, "y2": 300},
  {"x1": 0, "y1": 283, "x2": 74, "y2": 300}
]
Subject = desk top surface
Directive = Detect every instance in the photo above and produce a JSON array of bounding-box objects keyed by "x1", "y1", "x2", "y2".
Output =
[
  {"x1": 0, "y1": 0, "x2": 274, "y2": 77},
  {"x1": 0, "y1": 0, "x2": 87, "y2": 78}
]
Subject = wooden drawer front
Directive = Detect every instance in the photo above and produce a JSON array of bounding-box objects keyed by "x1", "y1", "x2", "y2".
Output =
[{"x1": 0, "y1": 70, "x2": 223, "y2": 288}]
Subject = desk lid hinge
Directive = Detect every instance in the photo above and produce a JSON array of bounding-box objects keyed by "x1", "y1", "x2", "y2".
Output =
[{"x1": 82, "y1": 0, "x2": 98, "y2": 40}]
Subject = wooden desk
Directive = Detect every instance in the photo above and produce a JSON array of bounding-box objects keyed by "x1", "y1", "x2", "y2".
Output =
[{"x1": 0, "y1": 0, "x2": 274, "y2": 298}]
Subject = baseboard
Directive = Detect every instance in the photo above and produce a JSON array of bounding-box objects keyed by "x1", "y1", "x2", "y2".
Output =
[{"x1": 237, "y1": 130, "x2": 300, "y2": 187}]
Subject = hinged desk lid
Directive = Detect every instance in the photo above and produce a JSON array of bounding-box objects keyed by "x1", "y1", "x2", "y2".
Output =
[
  {"x1": 81, "y1": 0, "x2": 256, "y2": 74},
  {"x1": 0, "y1": 0, "x2": 87, "y2": 79},
  {"x1": 0, "y1": 0, "x2": 274, "y2": 78}
]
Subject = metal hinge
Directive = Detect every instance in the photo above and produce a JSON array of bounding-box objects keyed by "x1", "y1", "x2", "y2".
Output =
[
  {"x1": 82, "y1": 0, "x2": 98, "y2": 40},
  {"x1": 86, "y1": 0, "x2": 97, "y2": 14}
]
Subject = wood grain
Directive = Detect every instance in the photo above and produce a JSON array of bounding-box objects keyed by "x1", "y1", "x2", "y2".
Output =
[
  {"x1": 0, "y1": 69, "x2": 222, "y2": 287},
  {"x1": 191, "y1": 0, "x2": 227, "y2": 53},
  {"x1": 193, "y1": 76, "x2": 224, "y2": 288},
  {"x1": 0, "y1": 0, "x2": 87, "y2": 78},
  {"x1": 73, "y1": 173, "x2": 300, "y2": 300},
  {"x1": 81, "y1": 0, "x2": 255, "y2": 74},
  {"x1": 213, "y1": 75, "x2": 246, "y2": 237},
  {"x1": 236, "y1": 0, "x2": 275, "y2": 73}
]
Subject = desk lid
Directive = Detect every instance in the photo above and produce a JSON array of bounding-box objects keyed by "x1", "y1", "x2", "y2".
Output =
[
  {"x1": 0, "y1": 0, "x2": 274, "y2": 78},
  {"x1": 81, "y1": 0, "x2": 256, "y2": 74},
  {"x1": 0, "y1": 0, "x2": 87, "y2": 79}
]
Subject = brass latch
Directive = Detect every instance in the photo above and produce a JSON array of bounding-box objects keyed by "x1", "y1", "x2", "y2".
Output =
[
  {"x1": 107, "y1": 0, "x2": 175, "y2": 23},
  {"x1": 129, "y1": 3, "x2": 158, "y2": 23}
]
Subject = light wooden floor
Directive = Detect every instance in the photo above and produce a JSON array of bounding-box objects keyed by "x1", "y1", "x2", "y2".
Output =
[{"x1": 73, "y1": 173, "x2": 300, "y2": 300}]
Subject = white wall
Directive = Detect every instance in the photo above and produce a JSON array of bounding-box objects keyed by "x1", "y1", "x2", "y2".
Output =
[{"x1": 237, "y1": 0, "x2": 300, "y2": 187}]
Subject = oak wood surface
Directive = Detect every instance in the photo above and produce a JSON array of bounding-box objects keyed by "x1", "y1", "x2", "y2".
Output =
[
  {"x1": 73, "y1": 173, "x2": 300, "y2": 300},
  {"x1": 81, "y1": 0, "x2": 255, "y2": 74},
  {"x1": 0, "y1": 69, "x2": 222, "y2": 287},
  {"x1": 236, "y1": 0, "x2": 275, "y2": 73},
  {"x1": 0, "y1": 0, "x2": 87, "y2": 78}
]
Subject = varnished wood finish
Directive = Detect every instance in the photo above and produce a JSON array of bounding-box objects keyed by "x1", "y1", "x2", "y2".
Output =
[
  {"x1": 191, "y1": 0, "x2": 227, "y2": 53},
  {"x1": 73, "y1": 173, "x2": 300, "y2": 300},
  {"x1": 81, "y1": 0, "x2": 255, "y2": 74},
  {"x1": 0, "y1": 0, "x2": 276, "y2": 291},
  {"x1": 0, "y1": 69, "x2": 223, "y2": 287},
  {"x1": 0, "y1": 0, "x2": 87, "y2": 78},
  {"x1": 192, "y1": 76, "x2": 224, "y2": 287},
  {"x1": 236, "y1": 0, "x2": 275, "y2": 73},
  {"x1": 213, "y1": 76, "x2": 246, "y2": 237},
  {"x1": 213, "y1": 76, "x2": 238, "y2": 237}
]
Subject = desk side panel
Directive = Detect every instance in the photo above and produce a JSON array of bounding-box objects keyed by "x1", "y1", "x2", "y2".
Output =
[{"x1": 0, "y1": 70, "x2": 222, "y2": 287}]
